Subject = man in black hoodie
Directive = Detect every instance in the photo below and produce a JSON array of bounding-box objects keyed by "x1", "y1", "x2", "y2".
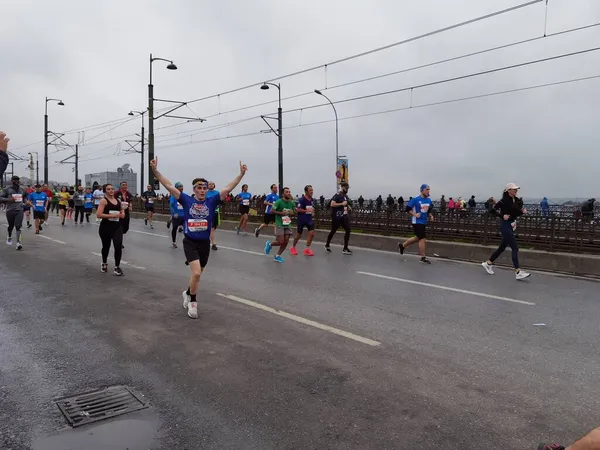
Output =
[{"x1": 0, "y1": 131, "x2": 9, "y2": 180}]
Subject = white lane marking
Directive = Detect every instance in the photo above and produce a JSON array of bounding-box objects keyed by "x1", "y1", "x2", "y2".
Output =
[
  {"x1": 216, "y1": 293, "x2": 381, "y2": 347},
  {"x1": 90, "y1": 252, "x2": 146, "y2": 270},
  {"x1": 37, "y1": 234, "x2": 65, "y2": 245},
  {"x1": 533, "y1": 323, "x2": 547, "y2": 326},
  {"x1": 356, "y1": 271, "x2": 536, "y2": 306}
]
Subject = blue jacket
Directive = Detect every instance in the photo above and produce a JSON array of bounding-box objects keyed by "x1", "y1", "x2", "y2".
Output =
[{"x1": 170, "y1": 195, "x2": 181, "y2": 216}]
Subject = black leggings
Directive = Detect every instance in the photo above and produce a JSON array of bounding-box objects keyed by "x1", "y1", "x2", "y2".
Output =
[
  {"x1": 99, "y1": 224, "x2": 123, "y2": 266},
  {"x1": 326, "y1": 215, "x2": 351, "y2": 248},
  {"x1": 489, "y1": 220, "x2": 519, "y2": 268},
  {"x1": 171, "y1": 217, "x2": 183, "y2": 243},
  {"x1": 6, "y1": 210, "x2": 24, "y2": 242},
  {"x1": 74, "y1": 206, "x2": 85, "y2": 223}
]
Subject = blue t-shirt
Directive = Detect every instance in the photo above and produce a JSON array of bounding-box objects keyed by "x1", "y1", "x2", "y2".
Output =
[
  {"x1": 206, "y1": 190, "x2": 220, "y2": 211},
  {"x1": 297, "y1": 195, "x2": 314, "y2": 224},
  {"x1": 178, "y1": 192, "x2": 220, "y2": 241},
  {"x1": 170, "y1": 195, "x2": 185, "y2": 216},
  {"x1": 83, "y1": 193, "x2": 94, "y2": 209},
  {"x1": 264, "y1": 193, "x2": 279, "y2": 214},
  {"x1": 29, "y1": 192, "x2": 48, "y2": 212},
  {"x1": 407, "y1": 196, "x2": 433, "y2": 225},
  {"x1": 238, "y1": 192, "x2": 252, "y2": 207}
]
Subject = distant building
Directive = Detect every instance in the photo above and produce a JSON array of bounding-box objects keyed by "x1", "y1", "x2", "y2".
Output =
[{"x1": 84, "y1": 164, "x2": 138, "y2": 195}]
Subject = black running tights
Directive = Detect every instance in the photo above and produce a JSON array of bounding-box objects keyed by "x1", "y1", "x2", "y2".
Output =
[{"x1": 99, "y1": 225, "x2": 123, "y2": 266}]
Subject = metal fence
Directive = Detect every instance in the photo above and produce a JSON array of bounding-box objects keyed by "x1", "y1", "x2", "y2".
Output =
[{"x1": 132, "y1": 198, "x2": 599, "y2": 254}]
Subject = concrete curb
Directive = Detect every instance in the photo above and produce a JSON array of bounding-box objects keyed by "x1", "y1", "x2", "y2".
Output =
[{"x1": 130, "y1": 212, "x2": 600, "y2": 278}]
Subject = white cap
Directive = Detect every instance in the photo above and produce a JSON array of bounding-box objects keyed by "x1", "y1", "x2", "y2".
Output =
[{"x1": 504, "y1": 183, "x2": 520, "y2": 191}]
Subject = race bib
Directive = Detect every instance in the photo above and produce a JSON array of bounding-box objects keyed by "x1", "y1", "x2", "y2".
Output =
[
  {"x1": 12, "y1": 194, "x2": 23, "y2": 203},
  {"x1": 306, "y1": 205, "x2": 314, "y2": 214},
  {"x1": 421, "y1": 204, "x2": 430, "y2": 213},
  {"x1": 187, "y1": 218, "x2": 208, "y2": 232},
  {"x1": 121, "y1": 201, "x2": 129, "y2": 210},
  {"x1": 35, "y1": 200, "x2": 44, "y2": 207},
  {"x1": 242, "y1": 199, "x2": 250, "y2": 206},
  {"x1": 177, "y1": 203, "x2": 184, "y2": 210},
  {"x1": 282, "y1": 216, "x2": 291, "y2": 226},
  {"x1": 511, "y1": 221, "x2": 517, "y2": 231},
  {"x1": 94, "y1": 200, "x2": 100, "y2": 205},
  {"x1": 343, "y1": 206, "x2": 348, "y2": 215},
  {"x1": 108, "y1": 210, "x2": 120, "y2": 222},
  {"x1": 148, "y1": 199, "x2": 154, "y2": 204}
]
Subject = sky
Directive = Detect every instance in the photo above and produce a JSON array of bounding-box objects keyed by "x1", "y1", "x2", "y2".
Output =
[{"x1": 2, "y1": 0, "x2": 600, "y2": 199}]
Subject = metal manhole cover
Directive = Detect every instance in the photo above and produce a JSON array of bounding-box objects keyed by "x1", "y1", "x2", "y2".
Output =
[{"x1": 56, "y1": 386, "x2": 149, "y2": 428}]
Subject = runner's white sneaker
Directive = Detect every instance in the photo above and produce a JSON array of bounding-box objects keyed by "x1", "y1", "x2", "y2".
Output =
[
  {"x1": 16, "y1": 243, "x2": 22, "y2": 251},
  {"x1": 516, "y1": 270, "x2": 531, "y2": 280},
  {"x1": 187, "y1": 301, "x2": 198, "y2": 319},
  {"x1": 6, "y1": 237, "x2": 12, "y2": 245},
  {"x1": 482, "y1": 262, "x2": 494, "y2": 275},
  {"x1": 182, "y1": 290, "x2": 190, "y2": 309}
]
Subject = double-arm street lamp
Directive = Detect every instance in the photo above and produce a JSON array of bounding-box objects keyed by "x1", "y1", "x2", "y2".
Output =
[
  {"x1": 260, "y1": 83, "x2": 283, "y2": 193},
  {"x1": 314, "y1": 89, "x2": 339, "y2": 193},
  {"x1": 44, "y1": 97, "x2": 65, "y2": 184}
]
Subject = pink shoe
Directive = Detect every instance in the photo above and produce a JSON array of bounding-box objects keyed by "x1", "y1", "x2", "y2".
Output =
[
  {"x1": 290, "y1": 247, "x2": 298, "y2": 256},
  {"x1": 303, "y1": 248, "x2": 314, "y2": 256}
]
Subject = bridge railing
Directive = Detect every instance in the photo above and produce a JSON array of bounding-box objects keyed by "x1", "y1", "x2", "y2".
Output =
[{"x1": 131, "y1": 199, "x2": 598, "y2": 254}]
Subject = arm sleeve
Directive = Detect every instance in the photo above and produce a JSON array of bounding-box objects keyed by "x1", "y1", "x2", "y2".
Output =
[{"x1": 0, "y1": 152, "x2": 8, "y2": 180}]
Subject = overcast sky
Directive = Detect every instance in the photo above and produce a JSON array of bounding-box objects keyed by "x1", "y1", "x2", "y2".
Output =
[{"x1": 2, "y1": 0, "x2": 600, "y2": 199}]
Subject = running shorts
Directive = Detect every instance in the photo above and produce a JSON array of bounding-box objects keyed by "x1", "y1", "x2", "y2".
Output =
[
  {"x1": 183, "y1": 237, "x2": 211, "y2": 267},
  {"x1": 145, "y1": 205, "x2": 155, "y2": 213},
  {"x1": 276, "y1": 227, "x2": 293, "y2": 237},
  {"x1": 412, "y1": 224, "x2": 427, "y2": 240},
  {"x1": 33, "y1": 211, "x2": 45, "y2": 220},
  {"x1": 297, "y1": 222, "x2": 315, "y2": 233},
  {"x1": 239, "y1": 205, "x2": 250, "y2": 215},
  {"x1": 212, "y1": 211, "x2": 219, "y2": 229},
  {"x1": 263, "y1": 213, "x2": 275, "y2": 225},
  {"x1": 59, "y1": 204, "x2": 67, "y2": 211}
]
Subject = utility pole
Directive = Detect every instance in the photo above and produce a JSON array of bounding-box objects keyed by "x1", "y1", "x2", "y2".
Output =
[{"x1": 75, "y1": 144, "x2": 79, "y2": 187}]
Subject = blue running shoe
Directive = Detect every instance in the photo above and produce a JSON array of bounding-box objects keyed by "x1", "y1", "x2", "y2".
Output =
[
  {"x1": 265, "y1": 240, "x2": 272, "y2": 255},
  {"x1": 274, "y1": 255, "x2": 284, "y2": 263}
]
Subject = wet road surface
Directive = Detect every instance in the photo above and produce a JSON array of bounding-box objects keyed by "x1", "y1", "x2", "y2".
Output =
[{"x1": 1, "y1": 216, "x2": 599, "y2": 449}]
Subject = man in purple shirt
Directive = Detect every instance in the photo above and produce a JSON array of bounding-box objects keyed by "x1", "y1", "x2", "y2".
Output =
[{"x1": 290, "y1": 185, "x2": 315, "y2": 256}]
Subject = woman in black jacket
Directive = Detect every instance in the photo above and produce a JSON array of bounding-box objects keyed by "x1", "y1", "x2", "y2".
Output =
[{"x1": 481, "y1": 183, "x2": 531, "y2": 280}]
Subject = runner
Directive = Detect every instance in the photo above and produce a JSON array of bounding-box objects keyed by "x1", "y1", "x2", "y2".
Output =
[
  {"x1": 481, "y1": 183, "x2": 531, "y2": 280},
  {"x1": 150, "y1": 158, "x2": 247, "y2": 319},
  {"x1": 290, "y1": 185, "x2": 315, "y2": 256},
  {"x1": 92, "y1": 185, "x2": 104, "y2": 222},
  {"x1": 264, "y1": 187, "x2": 296, "y2": 263},
  {"x1": 67, "y1": 186, "x2": 75, "y2": 219},
  {"x1": 115, "y1": 181, "x2": 134, "y2": 248},
  {"x1": 42, "y1": 184, "x2": 54, "y2": 223},
  {"x1": 0, "y1": 176, "x2": 29, "y2": 250},
  {"x1": 83, "y1": 187, "x2": 94, "y2": 223},
  {"x1": 206, "y1": 181, "x2": 220, "y2": 250},
  {"x1": 57, "y1": 186, "x2": 70, "y2": 226},
  {"x1": 24, "y1": 184, "x2": 33, "y2": 229},
  {"x1": 398, "y1": 184, "x2": 436, "y2": 264},
  {"x1": 73, "y1": 186, "x2": 85, "y2": 225},
  {"x1": 28, "y1": 184, "x2": 48, "y2": 234},
  {"x1": 141, "y1": 184, "x2": 157, "y2": 229},
  {"x1": 325, "y1": 181, "x2": 353, "y2": 255},
  {"x1": 254, "y1": 184, "x2": 278, "y2": 238},
  {"x1": 96, "y1": 184, "x2": 125, "y2": 276},
  {"x1": 169, "y1": 182, "x2": 185, "y2": 248},
  {"x1": 235, "y1": 184, "x2": 252, "y2": 235}
]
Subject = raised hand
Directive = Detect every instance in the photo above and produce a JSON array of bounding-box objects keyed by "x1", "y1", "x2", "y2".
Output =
[
  {"x1": 150, "y1": 158, "x2": 158, "y2": 171},
  {"x1": 239, "y1": 161, "x2": 248, "y2": 176}
]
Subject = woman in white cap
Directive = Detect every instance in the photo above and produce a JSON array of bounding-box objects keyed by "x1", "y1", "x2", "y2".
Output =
[{"x1": 481, "y1": 183, "x2": 531, "y2": 280}]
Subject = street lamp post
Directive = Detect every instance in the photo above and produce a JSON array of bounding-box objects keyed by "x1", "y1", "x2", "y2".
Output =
[
  {"x1": 260, "y1": 83, "x2": 283, "y2": 194},
  {"x1": 148, "y1": 54, "x2": 177, "y2": 190},
  {"x1": 44, "y1": 97, "x2": 65, "y2": 184},
  {"x1": 314, "y1": 90, "x2": 339, "y2": 193},
  {"x1": 128, "y1": 110, "x2": 146, "y2": 194}
]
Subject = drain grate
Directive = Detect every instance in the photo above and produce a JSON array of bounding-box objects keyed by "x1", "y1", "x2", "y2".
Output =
[{"x1": 56, "y1": 386, "x2": 149, "y2": 427}]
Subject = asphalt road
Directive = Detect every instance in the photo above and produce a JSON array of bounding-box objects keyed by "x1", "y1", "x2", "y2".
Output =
[{"x1": 1, "y1": 215, "x2": 599, "y2": 449}]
